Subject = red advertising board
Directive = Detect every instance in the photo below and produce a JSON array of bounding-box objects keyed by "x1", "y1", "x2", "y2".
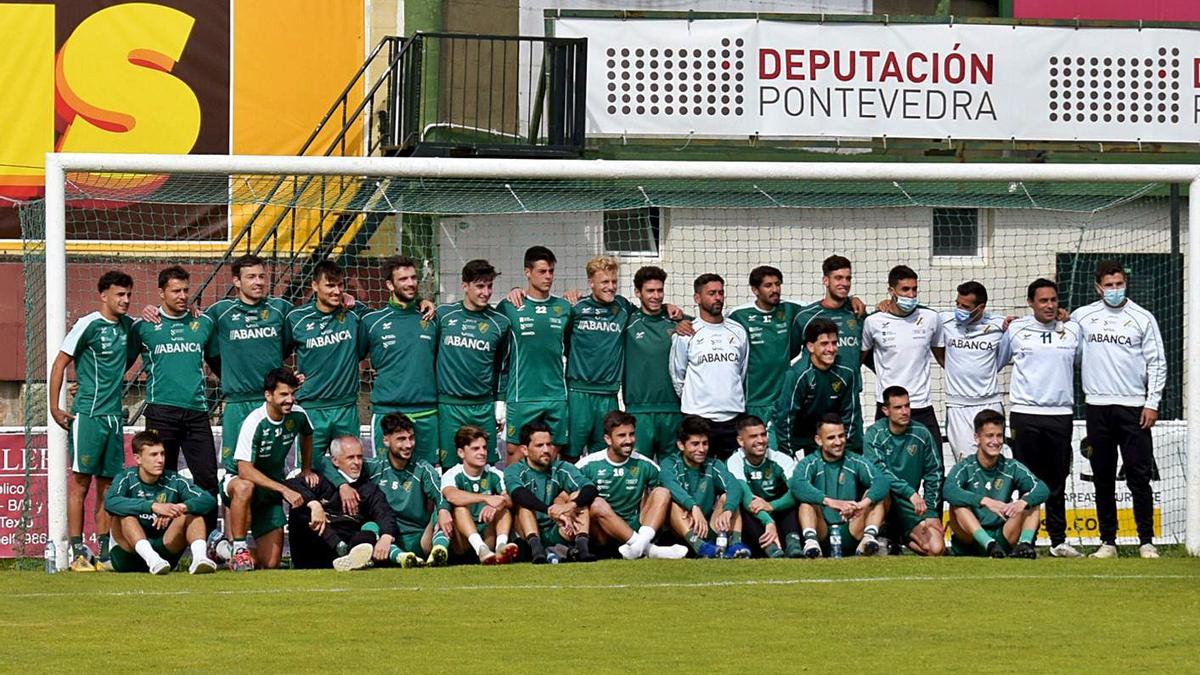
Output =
[{"x1": 1013, "y1": 0, "x2": 1200, "y2": 21}]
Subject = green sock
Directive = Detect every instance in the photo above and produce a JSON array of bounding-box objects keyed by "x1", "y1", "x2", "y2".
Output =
[
  {"x1": 360, "y1": 522, "x2": 380, "y2": 536},
  {"x1": 684, "y1": 531, "x2": 704, "y2": 553},
  {"x1": 972, "y1": 529, "x2": 996, "y2": 550},
  {"x1": 802, "y1": 528, "x2": 818, "y2": 542},
  {"x1": 786, "y1": 532, "x2": 803, "y2": 545},
  {"x1": 729, "y1": 531, "x2": 742, "y2": 546},
  {"x1": 765, "y1": 544, "x2": 784, "y2": 558},
  {"x1": 98, "y1": 534, "x2": 110, "y2": 558},
  {"x1": 1019, "y1": 529, "x2": 1036, "y2": 545},
  {"x1": 388, "y1": 545, "x2": 403, "y2": 563},
  {"x1": 432, "y1": 529, "x2": 450, "y2": 549},
  {"x1": 864, "y1": 525, "x2": 879, "y2": 539}
]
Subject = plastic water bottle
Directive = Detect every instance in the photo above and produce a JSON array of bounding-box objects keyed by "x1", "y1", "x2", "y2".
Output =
[
  {"x1": 44, "y1": 541, "x2": 57, "y2": 574},
  {"x1": 829, "y1": 524, "x2": 844, "y2": 559},
  {"x1": 547, "y1": 551, "x2": 561, "y2": 564},
  {"x1": 715, "y1": 531, "x2": 729, "y2": 557}
]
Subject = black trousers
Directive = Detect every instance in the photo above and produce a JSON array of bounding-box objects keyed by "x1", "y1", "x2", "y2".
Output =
[
  {"x1": 1086, "y1": 405, "x2": 1155, "y2": 545},
  {"x1": 875, "y1": 405, "x2": 943, "y2": 456},
  {"x1": 145, "y1": 403, "x2": 219, "y2": 532},
  {"x1": 705, "y1": 417, "x2": 740, "y2": 461},
  {"x1": 1010, "y1": 412, "x2": 1073, "y2": 546},
  {"x1": 740, "y1": 506, "x2": 800, "y2": 556},
  {"x1": 288, "y1": 512, "x2": 378, "y2": 569}
]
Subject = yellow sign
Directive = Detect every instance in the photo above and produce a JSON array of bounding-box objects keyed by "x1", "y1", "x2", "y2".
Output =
[{"x1": 1063, "y1": 507, "x2": 1160, "y2": 539}]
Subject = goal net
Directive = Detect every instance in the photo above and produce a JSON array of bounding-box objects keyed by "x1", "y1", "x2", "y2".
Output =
[{"x1": 12, "y1": 154, "x2": 1200, "y2": 563}]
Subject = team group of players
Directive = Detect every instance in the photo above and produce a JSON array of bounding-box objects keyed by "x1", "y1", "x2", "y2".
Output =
[{"x1": 48, "y1": 244, "x2": 1167, "y2": 573}]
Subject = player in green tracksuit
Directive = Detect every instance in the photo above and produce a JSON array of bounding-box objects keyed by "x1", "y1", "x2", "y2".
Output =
[
  {"x1": 578, "y1": 411, "x2": 686, "y2": 560},
  {"x1": 728, "y1": 266, "x2": 803, "y2": 424},
  {"x1": 361, "y1": 256, "x2": 439, "y2": 466},
  {"x1": 105, "y1": 430, "x2": 218, "y2": 574},
  {"x1": 770, "y1": 318, "x2": 860, "y2": 457},
  {"x1": 790, "y1": 413, "x2": 888, "y2": 557},
  {"x1": 661, "y1": 415, "x2": 749, "y2": 558},
  {"x1": 440, "y1": 425, "x2": 518, "y2": 564},
  {"x1": 435, "y1": 260, "x2": 510, "y2": 467},
  {"x1": 865, "y1": 386, "x2": 944, "y2": 557},
  {"x1": 725, "y1": 415, "x2": 803, "y2": 558},
  {"x1": 505, "y1": 420, "x2": 600, "y2": 563},
  {"x1": 945, "y1": 409, "x2": 1047, "y2": 558},
  {"x1": 624, "y1": 266, "x2": 687, "y2": 461}
]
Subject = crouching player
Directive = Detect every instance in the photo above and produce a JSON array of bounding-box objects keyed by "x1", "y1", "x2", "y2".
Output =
[
  {"x1": 945, "y1": 410, "x2": 1047, "y2": 558},
  {"x1": 105, "y1": 430, "x2": 218, "y2": 574},
  {"x1": 505, "y1": 421, "x2": 600, "y2": 564},
  {"x1": 577, "y1": 411, "x2": 687, "y2": 560},
  {"x1": 725, "y1": 415, "x2": 803, "y2": 558},
  {"x1": 440, "y1": 425, "x2": 518, "y2": 565},
  {"x1": 789, "y1": 414, "x2": 888, "y2": 558},
  {"x1": 660, "y1": 415, "x2": 750, "y2": 559}
]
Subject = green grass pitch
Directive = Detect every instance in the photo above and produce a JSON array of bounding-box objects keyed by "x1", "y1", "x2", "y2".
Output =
[{"x1": 4, "y1": 556, "x2": 1200, "y2": 673}]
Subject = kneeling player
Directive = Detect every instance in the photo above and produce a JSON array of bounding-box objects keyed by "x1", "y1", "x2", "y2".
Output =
[
  {"x1": 726, "y1": 415, "x2": 803, "y2": 558},
  {"x1": 441, "y1": 425, "x2": 518, "y2": 564},
  {"x1": 505, "y1": 421, "x2": 599, "y2": 563},
  {"x1": 865, "y1": 386, "x2": 945, "y2": 556},
  {"x1": 790, "y1": 414, "x2": 888, "y2": 558},
  {"x1": 578, "y1": 411, "x2": 686, "y2": 560},
  {"x1": 945, "y1": 410, "x2": 1047, "y2": 558},
  {"x1": 222, "y1": 368, "x2": 314, "y2": 571},
  {"x1": 105, "y1": 430, "x2": 218, "y2": 574},
  {"x1": 660, "y1": 415, "x2": 749, "y2": 559}
]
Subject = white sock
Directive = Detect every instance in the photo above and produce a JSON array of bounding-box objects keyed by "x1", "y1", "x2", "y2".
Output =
[
  {"x1": 134, "y1": 540, "x2": 165, "y2": 566},
  {"x1": 190, "y1": 539, "x2": 208, "y2": 561},
  {"x1": 496, "y1": 533, "x2": 509, "y2": 548},
  {"x1": 468, "y1": 533, "x2": 486, "y2": 555},
  {"x1": 634, "y1": 526, "x2": 656, "y2": 555}
]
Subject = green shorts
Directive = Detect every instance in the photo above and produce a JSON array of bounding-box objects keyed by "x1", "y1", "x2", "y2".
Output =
[
  {"x1": 373, "y1": 409, "x2": 438, "y2": 466},
  {"x1": 307, "y1": 403, "x2": 362, "y2": 457},
  {"x1": 220, "y1": 400, "x2": 260, "y2": 469},
  {"x1": 220, "y1": 473, "x2": 286, "y2": 538},
  {"x1": 110, "y1": 537, "x2": 181, "y2": 573},
  {"x1": 567, "y1": 390, "x2": 619, "y2": 459},
  {"x1": 539, "y1": 526, "x2": 567, "y2": 548},
  {"x1": 393, "y1": 528, "x2": 428, "y2": 556},
  {"x1": 438, "y1": 401, "x2": 496, "y2": 467},
  {"x1": 887, "y1": 497, "x2": 940, "y2": 540},
  {"x1": 951, "y1": 527, "x2": 1011, "y2": 557},
  {"x1": 631, "y1": 410, "x2": 681, "y2": 462},
  {"x1": 506, "y1": 400, "x2": 568, "y2": 448},
  {"x1": 70, "y1": 413, "x2": 126, "y2": 478}
]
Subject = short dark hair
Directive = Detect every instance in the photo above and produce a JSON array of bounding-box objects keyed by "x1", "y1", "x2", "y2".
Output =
[
  {"x1": 1095, "y1": 259, "x2": 1126, "y2": 284},
  {"x1": 523, "y1": 246, "x2": 556, "y2": 269},
  {"x1": 263, "y1": 367, "x2": 300, "y2": 393},
  {"x1": 693, "y1": 273, "x2": 724, "y2": 293},
  {"x1": 461, "y1": 259, "x2": 498, "y2": 284},
  {"x1": 816, "y1": 413, "x2": 844, "y2": 432},
  {"x1": 956, "y1": 281, "x2": 988, "y2": 306},
  {"x1": 887, "y1": 265, "x2": 918, "y2": 288},
  {"x1": 382, "y1": 255, "x2": 417, "y2": 283},
  {"x1": 603, "y1": 410, "x2": 637, "y2": 434},
  {"x1": 749, "y1": 265, "x2": 782, "y2": 288},
  {"x1": 131, "y1": 429, "x2": 162, "y2": 454},
  {"x1": 519, "y1": 420, "x2": 553, "y2": 446},
  {"x1": 454, "y1": 424, "x2": 488, "y2": 450},
  {"x1": 97, "y1": 270, "x2": 133, "y2": 293},
  {"x1": 1027, "y1": 278, "x2": 1058, "y2": 301},
  {"x1": 381, "y1": 412, "x2": 416, "y2": 437},
  {"x1": 676, "y1": 415, "x2": 711, "y2": 443},
  {"x1": 313, "y1": 259, "x2": 344, "y2": 285},
  {"x1": 822, "y1": 255, "x2": 852, "y2": 277},
  {"x1": 735, "y1": 415, "x2": 765, "y2": 433},
  {"x1": 974, "y1": 409, "x2": 1005, "y2": 433},
  {"x1": 633, "y1": 265, "x2": 667, "y2": 290},
  {"x1": 804, "y1": 318, "x2": 839, "y2": 345},
  {"x1": 882, "y1": 385, "x2": 910, "y2": 405},
  {"x1": 231, "y1": 254, "x2": 265, "y2": 278},
  {"x1": 157, "y1": 265, "x2": 189, "y2": 290}
]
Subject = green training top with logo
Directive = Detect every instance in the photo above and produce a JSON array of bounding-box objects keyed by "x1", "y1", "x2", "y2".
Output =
[
  {"x1": 105, "y1": 467, "x2": 217, "y2": 531},
  {"x1": 792, "y1": 299, "x2": 864, "y2": 382},
  {"x1": 284, "y1": 301, "x2": 366, "y2": 408},
  {"x1": 789, "y1": 452, "x2": 888, "y2": 523},
  {"x1": 863, "y1": 418, "x2": 942, "y2": 508},
  {"x1": 60, "y1": 312, "x2": 137, "y2": 416},
  {"x1": 577, "y1": 450, "x2": 660, "y2": 523},
  {"x1": 944, "y1": 454, "x2": 1049, "y2": 530},
  {"x1": 503, "y1": 458, "x2": 590, "y2": 532},
  {"x1": 623, "y1": 309, "x2": 684, "y2": 412},
  {"x1": 725, "y1": 449, "x2": 797, "y2": 525},
  {"x1": 769, "y1": 358, "x2": 860, "y2": 455},
  {"x1": 332, "y1": 456, "x2": 444, "y2": 535},
  {"x1": 658, "y1": 453, "x2": 741, "y2": 518},
  {"x1": 435, "y1": 302, "x2": 510, "y2": 403},
  {"x1": 361, "y1": 297, "x2": 438, "y2": 410},
  {"x1": 567, "y1": 294, "x2": 633, "y2": 393},
  {"x1": 132, "y1": 310, "x2": 215, "y2": 412},
  {"x1": 204, "y1": 297, "x2": 292, "y2": 403},
  {"x1": 497, "y1": 295, "x2": 572, "y2": 403},
  {"x1": 226, "y1": 403, "x2": 313, "y2": 481},
  {"x1": 729, "y1": 300, "x2": 802, "y2": 412}
]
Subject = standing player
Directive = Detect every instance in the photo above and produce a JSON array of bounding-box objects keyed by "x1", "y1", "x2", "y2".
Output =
[
  {"x1": 497, "y1": 247, "x2": 573, "y2": 463},
  {"x1": 360, "y1": 256, "x2": 439, "y2": 465},
  {"x1": 998, "y1": 278, "x2": 1083, "y2": 558},
  {"x1": 435, "y1": 260, "x2": 510, "y2": 468},
  {"x1": 865, "y1": 386, "x2": 944, "y2": 557},
  {"x1": 936, "y1": 281, "x2": 1006, "y2": 460},
  {"x1": 105, "y1": 430, "x2": 218, "y2": 574},
  {"x1": 440, "y1": 425, "x2": 518, "y2": 565},
  {"x1": 49, "y1": 270, "x2": 139, "y2": 571},
  {"x1": 789, "y1": 414, "x2": 888, "y2": 558},
  {"x1": 945, "y1": 410, "x2": 1047, "y2": 558},
  {"x1": 660, "y1": 416, "x2": 749, "y2": 558},
  {"x1": 222, "y1": 368, "x2": 314, "y2": 571},
  {"x1": 1071, "y1": 260, "x2": 1167, "y2": 559},
  {"x1": 132, "y1": 266, "x2": 218, "y2": 532},
  {"x1": 769, "y1": 319, "x2": 858, "y2": 457},
  {"x1": 729, "y1": 266, "x2": 803, "y2": 423},
  {"x1": 624, "y1": 266, "x2": 687, "y2": 461},
  {"x1": 670, "y1": 274, "x2": 749, "y2": 459},
  {"x1": 577, "y1": 411, "x2": 684, "y2": 560},
  {"x1": 862, "y1": 265, "x2": 944, "y2": 448},
  {"x1": 725, "y1": 416, "x2": 803, "y2": 558}
]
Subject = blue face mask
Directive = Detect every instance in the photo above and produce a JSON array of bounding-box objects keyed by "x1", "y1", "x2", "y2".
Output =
[
  {"x1": 954, "y1": 307, "x2": 973, "y2": 323},
  {"x1": 895, "y1": 296, "x2": 919, "y2": 313},
  {"x1": 1103, "y1": 288, "x2": 1126, "y2": 307}
]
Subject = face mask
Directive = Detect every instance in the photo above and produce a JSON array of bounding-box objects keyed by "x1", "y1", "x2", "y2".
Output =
[
  {"x1": 895, "y1": 296, "x2": 919, "y2": 313},
  {"x1": 954, "y1": 307, "x2": 973, "y2": 323},
  {"x1": 1102, "y1": 288, "x2": 1126, "y2": 307}
]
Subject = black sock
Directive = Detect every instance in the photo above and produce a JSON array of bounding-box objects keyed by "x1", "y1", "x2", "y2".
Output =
[
  {"x1": 575, "y1": 535, "x2": 592, "y2": 559},
  {"x1": 528, "y1": 535, "x2": 544, "y2": 558}
]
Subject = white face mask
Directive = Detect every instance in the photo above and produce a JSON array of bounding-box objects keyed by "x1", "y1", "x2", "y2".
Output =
[
  {"x1": 895, "y1": 295, "x2": 919, "y2": 313},
  {"x1": 1102, "y1": 288, "x2": 1126, "y2": 307}
]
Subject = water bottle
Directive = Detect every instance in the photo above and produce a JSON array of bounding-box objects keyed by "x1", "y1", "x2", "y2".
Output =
[
  {"x1": 44, "y1": 541, "x2": 57, "y2": 574},
  {"x1": 829, "y1": 523, "x2": 844, "y2": 559},
  {"x1": 715, "y1": 531, "x2": 729, "y2": 557},
  {"x1": 547, "y1": 551, "x2": 561, "y2": 564}
]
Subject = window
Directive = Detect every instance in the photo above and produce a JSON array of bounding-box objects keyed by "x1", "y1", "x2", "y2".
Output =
[
  {"x1": 932, "y1": 207, "x2": 982, "y2": 258},
  {"x1": 603, "y1": 207, "x2": 661, "y2": 255}
]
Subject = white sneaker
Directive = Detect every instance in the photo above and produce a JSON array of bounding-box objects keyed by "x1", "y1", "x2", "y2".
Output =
[
  {"x1": 1139, "y1": 543, "x2": 1160, "y2": 559},
  {"x1": 333, "y1": 542, "x2": 374, "y2": 572},
  {"x1": 1090, "y1": 544, "x2": 1119, "y2": 559},
  {"x1": 1050, "y1": 542, "x2": 1084, "y2": 558},
  {"x1": 189, "y1": 556, "x2": 218, "y2": 574},
  {"x1": 645, "y1": 544, "x2": 688, "y2": 560},
  {"x1": 856, "y1": 533, "x2": 880, "y2": 556},
  {"x1": 148, "y1": 558, "x2": 171, "y2": 575}
]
